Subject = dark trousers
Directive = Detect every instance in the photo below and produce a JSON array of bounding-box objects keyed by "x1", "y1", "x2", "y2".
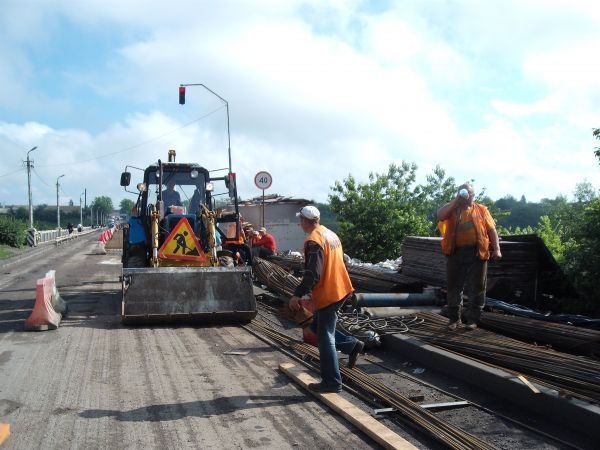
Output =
[{"x1": 446, "y1": 246, "x2": 487, "y2": 323}]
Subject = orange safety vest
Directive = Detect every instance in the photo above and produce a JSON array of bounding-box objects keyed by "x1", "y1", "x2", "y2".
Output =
[
  {"x1": 305, "y1": 225, "x2": 354, "y2": 310},
  {"x1": 438, "y1": 203, "x2": 492, "y2": 260}
]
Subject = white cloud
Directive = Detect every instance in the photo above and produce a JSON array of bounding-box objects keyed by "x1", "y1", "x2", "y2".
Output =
[{"x1": 1, "y1": 0, "x2": 600, "y2": 212}]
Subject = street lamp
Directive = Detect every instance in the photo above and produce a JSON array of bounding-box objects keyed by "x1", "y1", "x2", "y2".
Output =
[
  {"x1": 179, "y1": 83, "x2": 232, "y2": 173},
  {"x1": 56, "y1": 174, "x2": 65, "y2": 229},
  {"x1": 26, "y1": 146, "x2": 37, "y2": 229},
  {"x1": 79, "y1": 192, "x2": 85, "y2": 226}
]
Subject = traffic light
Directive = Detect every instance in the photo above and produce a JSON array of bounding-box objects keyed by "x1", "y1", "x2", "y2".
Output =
[
  {"x1": 179, "y1": 86, "x2": 186, "y2": 105},
  {"x1": 226, "y1": 173, "x2": 236, "y2": 199}
]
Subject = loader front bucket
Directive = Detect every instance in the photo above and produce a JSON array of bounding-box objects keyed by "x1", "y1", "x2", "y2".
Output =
[{"x1": 121, "y1": 266, "x2": 257, "y2": 324}]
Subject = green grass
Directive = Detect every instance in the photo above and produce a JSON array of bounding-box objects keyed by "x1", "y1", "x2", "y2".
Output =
[{"x1": 0, "y1": 244, "x2": 22, "y2": 260}]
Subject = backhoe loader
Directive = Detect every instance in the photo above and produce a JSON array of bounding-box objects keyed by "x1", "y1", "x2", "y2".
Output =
[{"x1": 119, "y1": 150, "x2": 257, "y2": 324}]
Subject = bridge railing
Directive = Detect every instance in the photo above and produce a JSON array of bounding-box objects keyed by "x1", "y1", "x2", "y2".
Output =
[{"x1": 29, "y1": 227, "x2": 98, "y2": 246}]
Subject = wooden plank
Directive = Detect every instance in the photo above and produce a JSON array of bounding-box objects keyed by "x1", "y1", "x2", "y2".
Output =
[
  {"x1": 517, "y1": 375, "x2": 541, "y2": 394},
  {"x1": 279, "y1": 363, "x2": 418, "y2": 450}
]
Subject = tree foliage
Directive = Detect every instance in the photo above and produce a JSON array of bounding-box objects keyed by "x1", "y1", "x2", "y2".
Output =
[
  {"x1": 328, "y1": 162, "x2": 455, "y2": 263},
  {"x1": 560, "y1": 198, "x2": 600, "y2": 313},
  {"x1": 594, "y1": 128, "x2": 600, "y2": 163},
  {"x1": 119, "y1": 198, "x2": 135, "y2": 215},
  {"x1": 0, "y1": 216, "x2": 27, "y2": 247},
  {"x1": 92, "y1": 196, "x2": 114, "y2": 218}
]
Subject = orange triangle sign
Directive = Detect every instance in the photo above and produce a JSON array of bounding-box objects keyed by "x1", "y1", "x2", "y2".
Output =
[{"x1": 158, "y1": 217, "x2": 207, "y2": 262}]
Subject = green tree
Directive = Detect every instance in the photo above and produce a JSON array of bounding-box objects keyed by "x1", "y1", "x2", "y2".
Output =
[
  {"x1": 119, "y1": 198, "x2": 135, "y2": 215},
  {"x1": 91, "y1": 196, "x2": 114, "y2": 222},
  {"x1": 329, "y1": 162, "x2": 450, "y2": 262},
  {"x1": 413, "y1": 165, "x2": 457, "y2": 235},
  {"x1": 573, "y1": 179, "x2": 597, "y2": 203},
  {"x1": 594, "y1": 128, "x2": 600, "y2": 163},
  {"x1": 561, "y1": 198, "x2": 600, "y2": 313}
]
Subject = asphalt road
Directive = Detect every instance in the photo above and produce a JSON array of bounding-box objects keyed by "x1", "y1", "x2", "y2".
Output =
[{"x1": 0, "y1": 234, "x2": 377, "y2": 449}]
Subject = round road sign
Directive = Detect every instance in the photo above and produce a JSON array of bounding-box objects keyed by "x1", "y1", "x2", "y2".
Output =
[{"x1": 254, "y1": 171, "x2": 273, "y2": 190}]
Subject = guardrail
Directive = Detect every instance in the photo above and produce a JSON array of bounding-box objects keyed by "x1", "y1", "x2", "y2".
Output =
[{"x1": 29, "y1": 227, "x2": 99, "y2": 246}]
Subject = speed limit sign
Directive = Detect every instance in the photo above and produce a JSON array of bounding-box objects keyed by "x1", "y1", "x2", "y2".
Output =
[{"x1": 254, "y1": 171, "x2": 273, "y2": 190}]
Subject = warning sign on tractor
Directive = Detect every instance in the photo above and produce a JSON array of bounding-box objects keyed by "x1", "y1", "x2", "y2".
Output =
[{"x1": 158, "y1": 217, "x2": 206, "y2": 262}]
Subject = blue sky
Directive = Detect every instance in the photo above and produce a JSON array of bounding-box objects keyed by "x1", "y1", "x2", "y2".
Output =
[{"x1": 1, "y1": 0, "x2": 600, "y2": 210}]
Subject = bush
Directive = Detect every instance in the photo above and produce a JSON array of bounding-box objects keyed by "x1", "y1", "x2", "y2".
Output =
[{"x1": 0, "y1": 217, "x2": 27, "y2": 247}]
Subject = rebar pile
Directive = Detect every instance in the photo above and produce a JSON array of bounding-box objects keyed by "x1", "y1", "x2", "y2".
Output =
[
  {"x1": 248, "y1": 320, "x2": 498, "y2": 450},
  {"x1": 409, "y1": 312, "x2": 600, "y2": 404},
  {"x1": 346, "y1": 264, "x2": 424, "y2": 293},
  {"x1": 255, "y1": 257, "x2": 600, "y2": 404},
  {"x1": 266, "y1": 254, "x2": 422, "y2": 293},
  {"x1": 480, "y1": 311, "x2": 600, "y2": 358},
  {"x1": 264, "y1": 254, "x2": 304, "y2": 272},
  {"x1": 400, "y1": 236, "x2": 575, "y2": 304},
  {"x1": 253, "y1": 257, "x2": 300, "y2": 298}
]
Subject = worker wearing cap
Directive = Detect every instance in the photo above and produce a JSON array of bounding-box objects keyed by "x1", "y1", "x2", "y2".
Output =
[
  {"x1": 251, "y1": 226, "x2": 277, "y2": 259},
  {"x1": 289, "y1": 205, "x2": 365, "y2": 394}
]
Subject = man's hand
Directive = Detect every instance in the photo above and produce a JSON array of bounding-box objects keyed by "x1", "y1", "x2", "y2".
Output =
[
  {"x1": 492, "y1": 248, "x2": 502, "y2": 260},
  {"x1": 289, "y1": 296, "x2": 302, "y2": 311}
]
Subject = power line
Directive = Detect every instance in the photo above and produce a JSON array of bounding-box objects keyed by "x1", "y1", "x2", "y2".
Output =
[{"x1": 38, "y1": 106, "x2": 225, "y2": 169}]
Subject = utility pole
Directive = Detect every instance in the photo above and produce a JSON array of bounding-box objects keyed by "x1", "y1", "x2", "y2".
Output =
[
  {"x1": 80, "y1": 192, "x2": 85, "y2": 225},
  {"x1": 25, "y1": 146, "x2": 37, "y2": 229},
  {"x1": 56, "y1": 174, "x2": 65, "y2": 229}
]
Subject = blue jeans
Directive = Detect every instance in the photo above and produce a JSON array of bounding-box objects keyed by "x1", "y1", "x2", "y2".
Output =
[{"x1": 310, "y1": 300, "x2": 359, "y2": 388}]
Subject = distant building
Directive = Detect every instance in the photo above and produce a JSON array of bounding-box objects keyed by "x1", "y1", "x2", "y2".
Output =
[{"x1": 239, "y1": 195, "x2": 310, "y2": 252}]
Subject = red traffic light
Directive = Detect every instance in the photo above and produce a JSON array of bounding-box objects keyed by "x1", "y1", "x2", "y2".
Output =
[{"x1": 179, "y1": 86, "x2": 186, "y2": 105}]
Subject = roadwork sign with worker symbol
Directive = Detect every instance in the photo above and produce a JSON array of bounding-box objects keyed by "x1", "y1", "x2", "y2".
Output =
[{"x1": 158, "y1": 217, "x2": 207, "y2": 262}]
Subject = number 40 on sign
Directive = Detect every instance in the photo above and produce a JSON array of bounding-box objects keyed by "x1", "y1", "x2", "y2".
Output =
[{"x1": 254, "y1": 171, "x2": 272, "y2": 190}]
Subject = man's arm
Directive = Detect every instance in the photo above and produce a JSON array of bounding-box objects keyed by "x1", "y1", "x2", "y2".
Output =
[
  {"x1": 437, "y1": 197, "x2": 460, "y2": 221},
  {"x1": 289, "y1": 241, "x2": 324, "y2": 310},
  {"x1": 488, "y1": 228, "x2": 502, "y2": 259}
]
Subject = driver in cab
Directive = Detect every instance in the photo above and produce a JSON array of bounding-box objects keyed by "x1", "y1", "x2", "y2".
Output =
[{"x1": 162, "y1": 180, "x2": 182, "y2": 210}]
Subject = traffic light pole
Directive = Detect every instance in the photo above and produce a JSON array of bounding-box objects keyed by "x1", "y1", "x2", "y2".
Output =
[{"x1": 179, "y1": 83, "x2": 232, "y2": 174}]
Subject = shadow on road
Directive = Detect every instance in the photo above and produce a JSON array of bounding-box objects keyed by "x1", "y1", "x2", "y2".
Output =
[{"x1": 79, "y1": 395, "x2": 309, "y2": 421}]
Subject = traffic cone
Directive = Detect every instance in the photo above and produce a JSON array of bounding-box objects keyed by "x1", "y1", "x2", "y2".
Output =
[
  {"x1": 0, "y1": 423, "x2": 10, "y2": 446},
  {"x1": 24, "y1": 277, "x2": 62, "y2": 331}
]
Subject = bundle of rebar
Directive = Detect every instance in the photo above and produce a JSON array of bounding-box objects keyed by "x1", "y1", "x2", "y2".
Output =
[
  {"x1": 253, "y1": 257, "x2": 300, "y2": 298},
  {"x1": 480, "y1": 311, "x2": 600, "y2": 358},
  {"x1": 248, "y1": 320, "x2": 498, "y2": 450},
  {"x1": 267, "y1": 253, "x2": 422, "y2": 293},
  {"x1": 410, "y1": 312, "x2": 600, "y2": 404},
  {"x1": 400, "y1": 235, "x2": 575, "y2": 304}
]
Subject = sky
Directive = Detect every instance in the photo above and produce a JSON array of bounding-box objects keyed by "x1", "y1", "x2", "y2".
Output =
[{"x1": 1, "y1": 0, "x2": 600, "y2": 211}]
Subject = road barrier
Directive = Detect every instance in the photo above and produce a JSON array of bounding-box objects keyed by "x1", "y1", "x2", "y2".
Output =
[
  {"x1": 98, "y1": 228, "x2": 114, "y2": 243},
  {"x1": 24, "y1": 270, "x2": 65, "y2": 331},
  {"x1": 28, "y1": 227, "x2": 95, "y2": 247},
  {"x1": 94, "y1": 227, "x2": 115, "y2": 255},
  {"x1": 0, "y1": 423, "x2": 9, "y2": 446}
]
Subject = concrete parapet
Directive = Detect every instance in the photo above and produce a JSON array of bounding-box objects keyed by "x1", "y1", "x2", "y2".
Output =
[{"x1": 385, "y1": 333, "x2": 600, "y2": 442}]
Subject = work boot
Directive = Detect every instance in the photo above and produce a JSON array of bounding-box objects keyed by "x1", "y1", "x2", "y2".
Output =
[
  {"x1": 347, "y1": 340, "x2": 365, "y2": 369},
  {"x1": 447, "y1": 320, "x2": 462, "y2": 331},
  {"x1": 308, "y1": 382, "x2": 342, "y2": 394}
]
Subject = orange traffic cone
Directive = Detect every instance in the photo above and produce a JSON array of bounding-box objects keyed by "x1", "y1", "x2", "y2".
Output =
[{"x1": 24, "y1": 277, "x2": 62, "y2": 331}]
